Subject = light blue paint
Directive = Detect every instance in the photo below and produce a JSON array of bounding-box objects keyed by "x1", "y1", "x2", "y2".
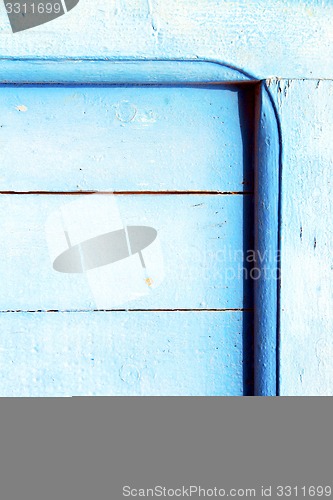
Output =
[
  {"x1": 267, "y1": 79, "x2": 333, "y2": 396},
  {"x1": 0, "y1": 59, "x2": 253, "y2": 84},
  {"x1": 0, "y1": 193, "x2": 253, "y2": 311},
  {"x1": 0, "y1": 311, "x2": 250, "y2": 396},
  {"x1": 0, "y1": 0, "x2": 329, "y2": 397},
  {"x1": 0, "y1": 57, "x2": 284, "y2": 396},
  {"x1": 254, "y1": 83, "x2": 281, "y2": 396},
  {"x1": 0, "y1": 82, "x2": 253, "y2": 192},
  {"x1": 0, "y1": 1, "x2": 332, "y2": 79}
]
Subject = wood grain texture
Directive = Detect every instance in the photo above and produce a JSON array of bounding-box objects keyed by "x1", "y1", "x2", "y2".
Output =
[
  {"x1": 0, "y1": 1, "x2": 332, "y2": 79},
  {"x1": 268, "y1": 79, "x2": 333, "y2": 395},
  {"x1": 0, "y1": 194, "x2": 253, "y2": 310},
  {"x1": 0, "y1": 61, "x2": 257, "y2": 395},
  {"x1": 0, "y1": 2, "x2": 329, "y2": 397},
  {"x1": 0, "y1": 84, "x2": 254, "y2": 192},
  {"x1": 0, "y1": 311, "x2": 251, "y2": 396}
]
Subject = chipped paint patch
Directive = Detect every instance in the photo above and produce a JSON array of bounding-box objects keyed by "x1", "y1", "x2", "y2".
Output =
[{"x1": 145, "y1": 277, "x2": 154, "y2": 287}]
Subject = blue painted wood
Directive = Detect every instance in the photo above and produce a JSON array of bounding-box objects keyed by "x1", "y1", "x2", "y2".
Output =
[
  {"x1": 0, "y1": 1, "x2": 329, "y2": 396},
  {"x1": 0, "y1": 311, "x2": 251, "y2": 396},
  {"x1": 267, "y1": 79, "x2": 333, "y2": 396},
  {"x1": 0, "y1": 83, "x2": 253, "y2": 192},
  {"x1": 254, "y1": 83, "x2": 280, "y2": 396},
  {"x1": 0, "y1": 59, "x2": 253, "y2": 84},
  {"x1": 0, "y1": 1, "x2": 332, "y2": 80},
  {"x1": 0, "y1": 194, "x2": 253, "y2": 311},
  {"x1": 0, "y1": 59, "x2": 283, "y2": 396}
]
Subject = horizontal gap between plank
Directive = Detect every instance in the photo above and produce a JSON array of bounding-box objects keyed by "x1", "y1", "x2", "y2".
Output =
[
  {"x1": 0, "y1": 191, "x2": 253, "y2": 196},
  {"x1": 0, "y1": 81, "x2": 260, "y2": 89},
  {"x1": 0, "y1": 308, "x2": 253, "y2": 313}
]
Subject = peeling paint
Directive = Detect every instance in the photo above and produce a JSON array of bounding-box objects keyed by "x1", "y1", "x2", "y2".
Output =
[{"x1": 16, "y1": 105, "x2": 28, "y2": 112}]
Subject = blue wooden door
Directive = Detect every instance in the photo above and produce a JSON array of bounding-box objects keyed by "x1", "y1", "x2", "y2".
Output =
[
  {"x1": 0, "y1": 0, "x2": 331, "y2": 396},
  {"x1": 0, "y1": 64, "x2": 260, "y2": 396}
]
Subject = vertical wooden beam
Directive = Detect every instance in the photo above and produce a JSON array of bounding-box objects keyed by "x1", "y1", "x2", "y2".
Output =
[
  {"x1": 269, "y1": 79, "x2": 333, "y2": 395},
  {"x1": 254, "y1": 82, "x2": 281, "y2": 396}
]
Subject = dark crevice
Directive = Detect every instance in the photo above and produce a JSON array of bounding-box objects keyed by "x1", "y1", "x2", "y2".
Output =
[
  {"x1": 0, "y1": 191, "x2": 254, "y2": 196},
  {"x1": 0, "y1": 308, "x2": 254, "y2": 313}
]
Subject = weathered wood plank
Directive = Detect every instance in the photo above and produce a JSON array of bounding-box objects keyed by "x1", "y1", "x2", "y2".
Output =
[
  {"x1": 0, "y1": 194, "x2": 253, "y2": 310},
  {"x1": 0, "y1": 311, "x2": 251, "y2": 396},
  {"x1": 267, "y1": 79, "x2": 333, "y2": 395},
  {"x1": 0, "y1": 85, "x2": 254, "y2": 192},
  {"x1": 254, "y1": 83, "x2": 280, "y2": 396},
  {"x1": 0, "y1": 1, "x2": 332, "y2": 79}
]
